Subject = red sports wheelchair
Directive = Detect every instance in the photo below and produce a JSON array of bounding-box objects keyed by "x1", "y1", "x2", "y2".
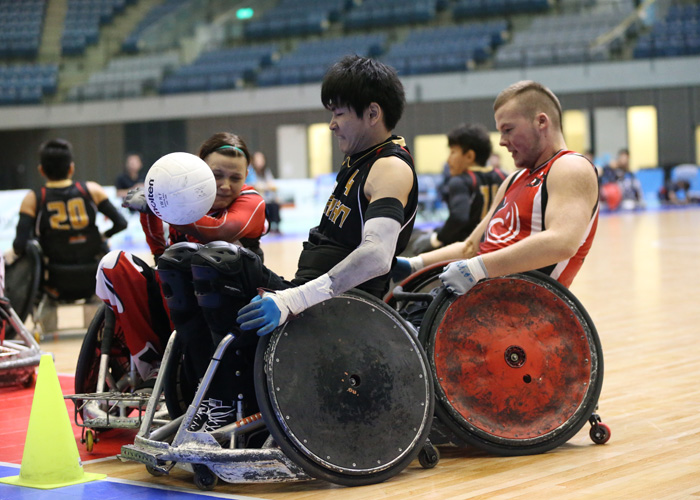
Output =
[{"x1": 388, "y1": 262, "x2": 611, "y2": 455}]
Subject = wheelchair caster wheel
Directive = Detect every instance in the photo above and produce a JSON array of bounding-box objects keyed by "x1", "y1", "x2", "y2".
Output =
[
  {"x1": 418, "y1": 442, "x2": 440, "y2": 469},
  {"x1": 193, "y1": 464, "x2": 218, "y2": 491},
  {"x1": 590, "y1": 422, "x2": 611, "y2": 444},
  {"x1": 84, "y1": 429, "x2": 95, "y2": 452},
  {"x1": 22, "y1": 371, "x2": 36, "y2": 388},
  {"x1": 588, "y1": 413, "x2": 611, "y2": 444},
  {"x1": 146, "y1": 465, "x2": 166, "y2": 477}
]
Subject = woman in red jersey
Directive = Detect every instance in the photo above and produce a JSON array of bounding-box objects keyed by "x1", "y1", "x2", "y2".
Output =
[{"x1": 95, "y1": 132, "x2": 266, "y2": 383}]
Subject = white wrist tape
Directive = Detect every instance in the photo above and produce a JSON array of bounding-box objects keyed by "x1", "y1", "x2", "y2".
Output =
[
  {"x1": 269, "y1": 273, "x2": 333, "y2": 323},
  {"x1": 470, "y1": 255, "x2": 489, "y2": 281},
  {"x1": 408, "y1": 255, "x2": 425, "y2": 273}
]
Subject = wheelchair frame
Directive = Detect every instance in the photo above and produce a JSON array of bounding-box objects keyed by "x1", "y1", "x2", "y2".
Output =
[
  {"x1": 65, "y1": 303, "x2": 171, "y2": 451},
  {"x1": 5, "y1": 239, "x2": 100, "y2": 340},
  {"x1": 120, "y1": 291, "x2": 439, "y2": 491},
  {"x1": 0, "y1": 295, "x2": 45, "y2": 388}
]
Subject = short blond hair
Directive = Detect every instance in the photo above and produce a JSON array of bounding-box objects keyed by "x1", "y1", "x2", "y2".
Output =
[{"x1": 494, "y1": 80, "x2": 562, "y2": 132}]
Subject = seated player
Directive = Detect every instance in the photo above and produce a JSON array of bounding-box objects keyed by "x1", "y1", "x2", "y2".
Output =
[
  {"x1": 94, "y1": 132, "x2": 266, "y2": 383},
  {"x1": 10, "y1": 138, "x2": 127, "y2": 298},
  {"x1": 156, "y1": 55, "x2": 419, "y2": 433},
  {"x1": 396, "y1": 80, "x2": 599, "y2": 295},
  {"x1": 411, "y1": 123, "x2": 506, "y2": 254}
]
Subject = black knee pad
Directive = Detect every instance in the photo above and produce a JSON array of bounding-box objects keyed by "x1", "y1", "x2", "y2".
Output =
[
  {"x1": 157, "y1": 242, "x2": 202, "y2": 312},
  {"x1": 191, "y1": 242, "x2": 265, "y2": 308},
  {"x1": 190, "y1": 242, "x2": 265, "y2": 340}
]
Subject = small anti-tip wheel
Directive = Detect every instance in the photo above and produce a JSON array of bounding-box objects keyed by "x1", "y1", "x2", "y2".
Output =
[
  {"x1": 192, "y1": 464, "x2": 218, "y2": 491},
  {"x1": 146, "y1": 465, "x2": 167, "y2": 477},
  {"x1": 590, "y1": 423, "x2": 611, "y2": 444},
  {"x1": 84, "y1": 429, "x2": 95, "y2": 452},
  {"x1": 418, "y1": 442, "x2": 440, "y2": 469},
  {"x1": 22, "y1": 371, "x2": 36, "y2": 388}
]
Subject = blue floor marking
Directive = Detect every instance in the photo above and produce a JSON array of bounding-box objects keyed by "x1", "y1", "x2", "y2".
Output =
[{"x1": 0, "y1": 464, "x2": 269, "y2": 500}]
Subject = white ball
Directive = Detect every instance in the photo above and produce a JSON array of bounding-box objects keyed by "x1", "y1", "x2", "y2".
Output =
[{"x1": 145, "y1": 152, "x2": 216, "y2": 225}]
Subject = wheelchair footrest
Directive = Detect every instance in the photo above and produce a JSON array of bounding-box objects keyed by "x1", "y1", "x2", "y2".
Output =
[
  {"x1": 120, "y1": 444, "x2": 170, "y2": 468},
  {"x1": 122, "y1": 437, "x2": 313, "y2": 483}
]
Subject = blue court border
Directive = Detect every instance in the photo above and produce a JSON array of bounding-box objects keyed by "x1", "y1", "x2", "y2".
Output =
[{"x1": 0, "y1": 463, "x2": 268, "y2": 500}]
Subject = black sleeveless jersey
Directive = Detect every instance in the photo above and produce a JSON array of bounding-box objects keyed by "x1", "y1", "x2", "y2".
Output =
[
  {"x1": 294, "y1": 136, "x2": 418, "y2": 297},
  {"x1": 34, "y1": 181, "x2": 104, "y2": 264},
  {"x1": 436, "y1": 165, "x2": 507, "y2": 245}
]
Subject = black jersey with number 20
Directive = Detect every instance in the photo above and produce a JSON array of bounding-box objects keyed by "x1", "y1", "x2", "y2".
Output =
[{"x1": 34, "y1": 181, "x2": 104, "y2": 264}]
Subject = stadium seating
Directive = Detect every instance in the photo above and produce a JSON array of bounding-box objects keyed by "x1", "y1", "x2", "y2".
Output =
[
  {"x1": 0, "y1": 0, "x2": 689, "y2": 102},
  {"x1": 244, "y1": 0, "x2": 346, "y2": 40},
  {"x1": 0, "y1": 63, "x2": 58, "y2": 106},
  {"x1": 494, "y1": 6, "x2": 633, "y2": 68},
  {"x1": 0, "y1": 0, "x2": 46, "y2": 59},
  {"x1": 159, "y1": 45, "x2": 278, "y2": 94},
  {"x1": 67, "y1": 52, "x2": 179, "y2": 101},
  {"x1": 382, "y1": 21, "x2": 508, "y2": 76},
  {"x1": 343, "y1": 0, "x2": 440, "y2": 30},
  {"x1": 453, "y1": 0, "x2": 550, "y2": 19},
  {"x1": 256, "y1": 35, "x2": 386, "y2": 87},
  {"x1": 633, "y1": 4, "x2": 700, "y2": 58},
  {"x1": 122, "y1": 0, "x2": 190, "y2": 53},
  {"x1": 62, "y1": 0, "x2": 129, "y2": 56}
]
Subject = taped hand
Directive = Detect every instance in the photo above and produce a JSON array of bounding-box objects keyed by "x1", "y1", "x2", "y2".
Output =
[
  {"x1": 122, "y1": 187, "x2": 150, "y2": 213},
  {"x1": 237, "y1": 293, "x2": 289, "y2": 336},
  {"x1": 439, "y1": 256, "x2": 489, "y2": 295}
]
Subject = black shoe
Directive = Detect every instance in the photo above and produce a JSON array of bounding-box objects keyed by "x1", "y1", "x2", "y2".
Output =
[
  {"x1": 188, "y1": 400, "x2": 211, "y2": 431},
  {"x1": 188, "y1": 398, "x2": 237, "y2": 432},
  {"x1": 202, "y1": 401, "x2": 237, "y2": 432}
]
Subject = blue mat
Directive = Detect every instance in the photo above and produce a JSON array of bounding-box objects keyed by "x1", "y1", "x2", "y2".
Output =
[{"x1": 0, "y1": 463, "x2": 265, "y2": 500}]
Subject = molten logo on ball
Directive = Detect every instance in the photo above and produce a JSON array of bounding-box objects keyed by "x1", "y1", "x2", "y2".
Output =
[
  {"x1": 144, "y1": 152, "x2": 217, "y2": 225},
  {"x1": 147, "y1": 178, "x2": 164, "y2": 219}
]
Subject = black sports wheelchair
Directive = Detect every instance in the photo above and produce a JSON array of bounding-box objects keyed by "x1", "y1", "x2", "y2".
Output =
[
  {"x1": 4, "y1": 239, "x2": 102, "y2": 340},
  {"x1": 65, "y1": 256, "x2": 610, "y2": 491}
]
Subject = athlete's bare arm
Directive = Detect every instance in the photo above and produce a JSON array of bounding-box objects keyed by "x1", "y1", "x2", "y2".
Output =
[
  {"x1": 363, "y1": 155, "x2": 413, "y2": 206},
  {"x1": 86, "y1": 181, "x2": 109, "y2": 204},
  {"x1": 18, "y1": 191, "x2": 37, "y2": 217},
  {"x1": 479, "y1": 154, "x2": 598, "y2": 277}
]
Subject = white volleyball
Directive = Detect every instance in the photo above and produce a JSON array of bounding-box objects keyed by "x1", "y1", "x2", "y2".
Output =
[{"x1": 144, "y1": 152, "x2": 216, "y2": 225}]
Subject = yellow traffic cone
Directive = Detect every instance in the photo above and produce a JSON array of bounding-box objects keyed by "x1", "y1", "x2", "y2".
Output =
[{"x1": 0, "y1": 354, "x2": 105, "y2": 489}]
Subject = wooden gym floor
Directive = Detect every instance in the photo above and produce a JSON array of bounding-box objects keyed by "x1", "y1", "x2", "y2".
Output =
[{"x1": 19, "y1": 206, "x2": 700, "y2": 499}]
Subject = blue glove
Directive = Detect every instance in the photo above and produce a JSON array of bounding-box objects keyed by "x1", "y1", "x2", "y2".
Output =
[
  {"x1": 237, "y1": 294, "x2": 282, "y2": 336},
  {"x1": 391, "y1": 257, "x2": 413, "y2": 283}
]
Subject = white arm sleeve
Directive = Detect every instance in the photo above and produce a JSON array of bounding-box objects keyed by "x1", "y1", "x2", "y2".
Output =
[{"x1": 269, "y1": 217, "x2": 401, "y2": 319}]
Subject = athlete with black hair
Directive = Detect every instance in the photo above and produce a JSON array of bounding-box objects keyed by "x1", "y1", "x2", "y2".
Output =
[
  {"x1": 411, "y1": 123, "x2": 506, "y2": 254},
  {"x1": 11, "y1": 138, "x2": 127, "y2": 293},
  {"x1": 160, "y1": 55, "x2": 419, "y2": 432}
]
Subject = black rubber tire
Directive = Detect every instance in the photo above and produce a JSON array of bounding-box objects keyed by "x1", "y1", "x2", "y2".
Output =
[
  {"x1": 74, "y1": 303, "x2": 131, "y2": 429},
  {"x1": 163, "y1": 334, "x2": 197, "y2": 419},
  {"x1": 192, "y1": 464, "x2": 218, "y2": 491},
  {"x1": 4, "y1": 240, "x2": 42, "y2": 327},
  {"x1": 418, "y1": 444, "x2": 440, "y2": 469}
]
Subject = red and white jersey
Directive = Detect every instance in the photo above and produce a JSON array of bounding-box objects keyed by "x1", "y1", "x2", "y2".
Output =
[
  {"x1": 141, "y1": 184, "x2": 266, "y2": 257},
  {"x1": 479, "y1": 150, "x2": 598, "y2": 288}
]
